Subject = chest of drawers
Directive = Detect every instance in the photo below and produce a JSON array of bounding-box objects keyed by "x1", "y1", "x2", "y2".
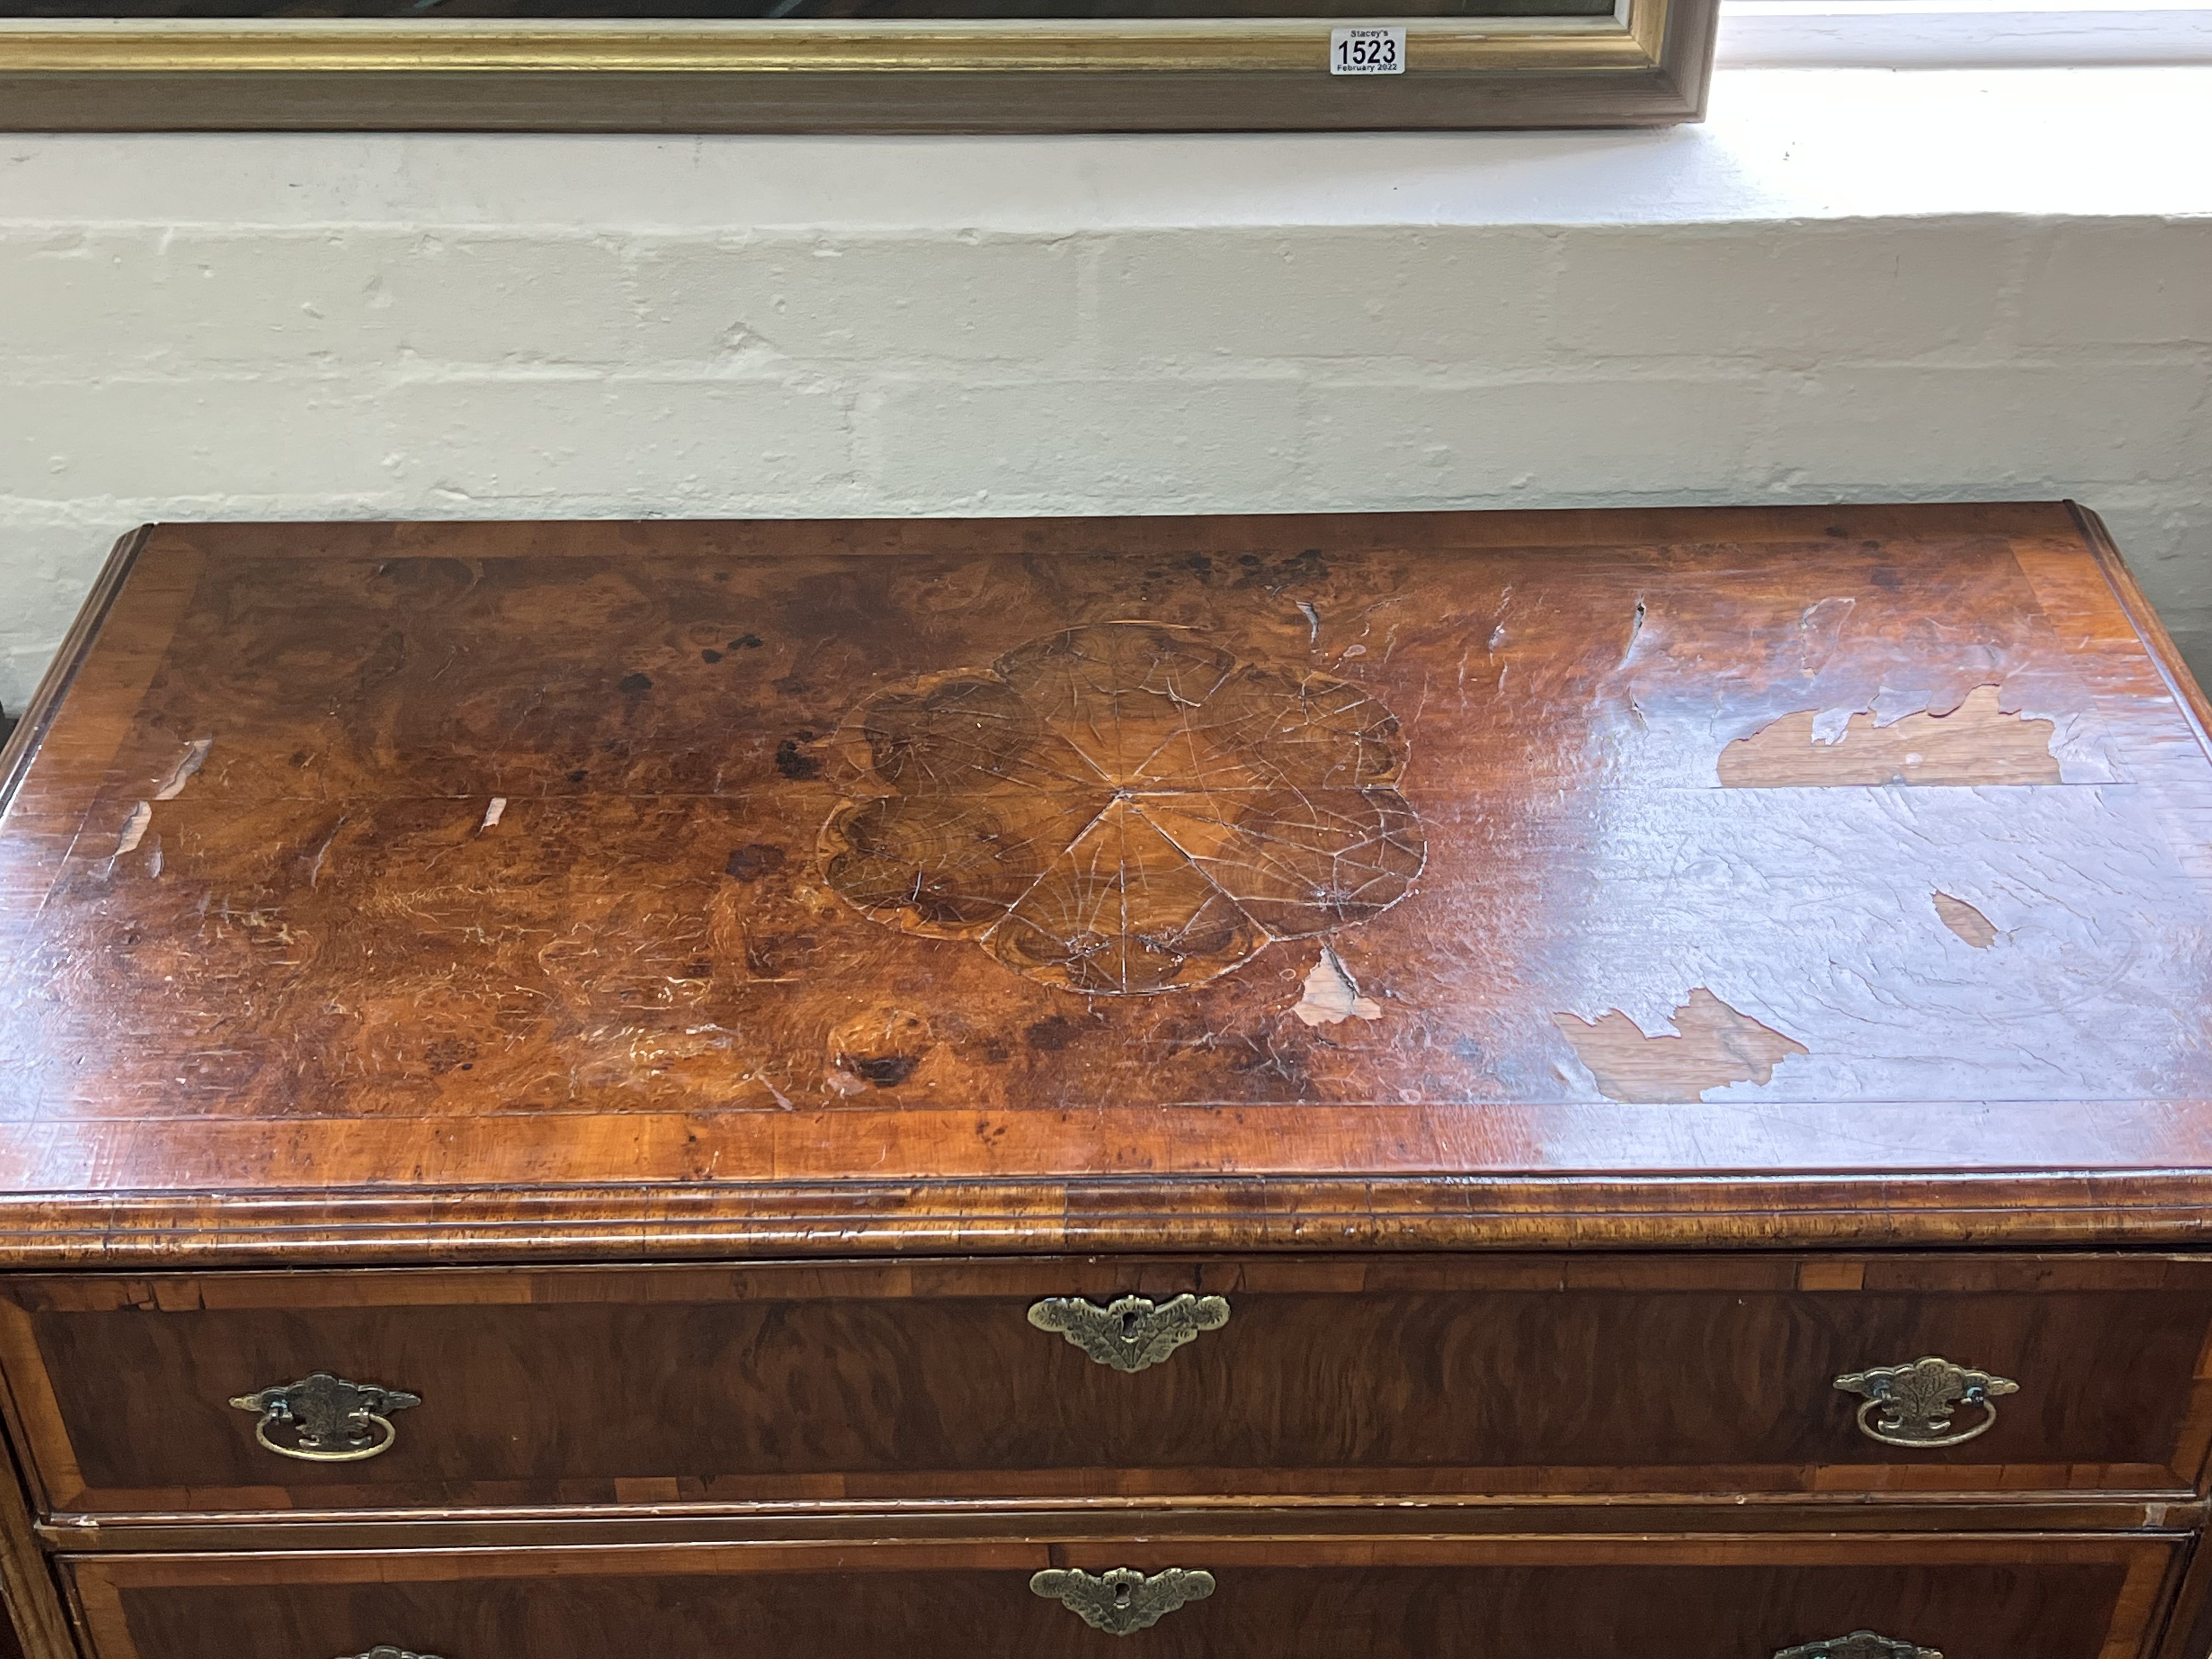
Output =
[{"x1": 2, "y1": 503, "x2": 2211, "y2": 1659}]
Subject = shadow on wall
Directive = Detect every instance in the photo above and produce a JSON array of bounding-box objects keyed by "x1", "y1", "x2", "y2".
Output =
[{"x1": 1, "y1": 705, "x2": 15, "y2": 749}]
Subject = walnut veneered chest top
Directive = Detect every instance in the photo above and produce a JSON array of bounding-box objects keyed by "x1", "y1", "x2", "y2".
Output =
[{"x1": 0, "y1": 504, "x2": 2209, "y2": 1659}]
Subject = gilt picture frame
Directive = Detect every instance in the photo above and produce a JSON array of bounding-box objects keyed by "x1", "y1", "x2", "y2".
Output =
[{"x1": 0, "y1": 0, "x2": 1717, "y2": 131}]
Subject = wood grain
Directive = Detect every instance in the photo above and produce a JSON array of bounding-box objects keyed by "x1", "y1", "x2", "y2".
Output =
[
  {"x1": 39, "y1": 1497, "x2": 2212, "y2": 1559},
  {"x1": 5, "y1": 504, "x2": 2211, "y2": 1659},
  {"x1": 2, "y1": 506, "x2": 2212, "y2": 1261},
  {"x1": 62, "y1": 1534, "x2": 2181, "y2": 1659},
  {"x1": 2153, "y1": 1525, "x2": 2212, "y2": 1659},
  {"x1": 0, "y1": 1421, "x2": 72, "y2": 1659},
  {"x1": 3, "y1": 1254, "x2": 2209, "y2": 1520}
]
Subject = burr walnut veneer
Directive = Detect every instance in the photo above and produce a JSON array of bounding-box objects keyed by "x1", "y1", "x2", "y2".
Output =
[{"x1": 2, "y1": 504, "x2": 2211, "y2": 1659}]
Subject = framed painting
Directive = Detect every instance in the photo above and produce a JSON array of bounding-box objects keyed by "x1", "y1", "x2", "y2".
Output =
[{"x1": 0, "y1": 0, "x2": 1717, "y2": 129}]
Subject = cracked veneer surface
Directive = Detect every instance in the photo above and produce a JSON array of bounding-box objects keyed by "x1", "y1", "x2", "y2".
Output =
[
  {"x1": 820, "y1": 622, "x2": 1424, "y2": 996},
  {"x1": 1, "y1": 506, "x2": 2209, "y2": 1201}
]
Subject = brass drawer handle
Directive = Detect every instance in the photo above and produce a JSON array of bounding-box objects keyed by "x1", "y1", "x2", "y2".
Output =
[
  {"x1": 1833, "y1": 1355, "x2": 2018, "y2": 1448},
  {"x1": 1026, "y1": 1294, "x2": 1229, "y2": 1373},
  {"x1": 230, "y1": 1372, "x2": 422, "y2": 1463},
  {"x1": 1775, "y1": 1633, "x2": 1942, "y2": 1659},
  {"x1": 1030, "y1": 1567, "x2": 1215, "y2": 1635}
]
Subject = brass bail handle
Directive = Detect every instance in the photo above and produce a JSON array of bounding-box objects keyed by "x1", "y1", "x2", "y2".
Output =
[
  {"x1": 1774, "y1": 1632, "x2": 1943, "y2": 1659},
  {"x1": 1026, "y1": 1294, "x2": 1229, "y2": 1373},
  {"x1": 1832, "y1": 1355, "x2": 2018, "y2": 1449},
  {"x1": 229, "y1": 1372, "x2": 422, "y2": 1463},
  {"x1": 1030, "y1": 1567, "x2": 1216, "y2": 1635}
]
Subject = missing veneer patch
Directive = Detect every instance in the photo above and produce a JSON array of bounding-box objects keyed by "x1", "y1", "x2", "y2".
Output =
[
  {"x1": 1718, "y1": 685, "x2": 2062, "y2": 787},
  {"x1": 1555, "y1": 988, "x2": 1808, "y2": 1104},
  {"x1": 1933, "y1": 891, "x2": 2001, "y2": 947},
  {"x1": 152, "y1": 737, "x2": 213, "y2": 801},
  {"x1": 1290, "y1": 947, "x2": 1383, "y2": 1027}
]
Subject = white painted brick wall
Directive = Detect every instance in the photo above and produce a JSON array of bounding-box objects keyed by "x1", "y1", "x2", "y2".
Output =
[{"x1": 2, "y1": 67, "x2": 2210, "y2": 713}]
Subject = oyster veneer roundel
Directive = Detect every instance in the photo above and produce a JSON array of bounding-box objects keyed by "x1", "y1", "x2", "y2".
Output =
[{"x1": 819, "y1": 621, "x2": 1427, "y2": 995}]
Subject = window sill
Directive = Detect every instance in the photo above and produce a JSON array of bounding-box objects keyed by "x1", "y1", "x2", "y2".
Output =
[
  {"x1": 0, "y1": 65, "x2": 2208, "y2": 230},
  {"x1": 1719, "y1": 0, "x2": 2212, "y2": 66}
]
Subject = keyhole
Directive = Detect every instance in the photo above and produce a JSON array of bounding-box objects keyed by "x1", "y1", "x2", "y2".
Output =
[
  {"x1": 1114, "y1": 1583, "x2": 1133, "y2": 1606},
  {"x1": 1121, "y1": 1310, "x2": 1141, "y2": 1341}
]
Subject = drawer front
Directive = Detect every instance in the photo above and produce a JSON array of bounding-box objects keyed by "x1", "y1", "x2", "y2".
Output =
[
  {"x1": 67, "y1": 1536, "x2": 2182, "y2": 1659},
  {"x1": 7, "y1": 1255, "x2": 2212, "y2": 1516}
]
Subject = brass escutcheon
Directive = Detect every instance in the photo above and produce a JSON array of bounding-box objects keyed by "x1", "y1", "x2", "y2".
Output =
[
  {"x1": 1774, "y1": 1632, "x2": 1943, "y2": 1659},
  {"x1": 1832, "y1": 1355, "x2": 2018, "y2": 1448},
  {"x1": 1030, "y1": 1567, "x2": 1215, "y2": 1635},
  {"x1": 337, "y1": 1649, "x2": 447, "y2": 1659},
  {"x1": 229, "y1": 1372, "x2": 421, "y2": 1463},
  {"x1": 1026, "y1": 1294, "x2": 1229, "y2": 1373}
]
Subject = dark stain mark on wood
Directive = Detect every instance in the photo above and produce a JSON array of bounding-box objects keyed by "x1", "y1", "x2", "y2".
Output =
[
  {"x1": 422, "y1": 1036, "x2": 478, "y2": 1076},
  {"x1": 844, "y1": 1053, "x2": 921, "y2": 1088},
  {"x1": 618, "y1": 672, "x2": 654, "y2": 695},
  {"x1": 1025, "y1": 1015, "x2": 1081, "y2": 1051},
  {"x1": 1230, "y1": 548, "x2": 1331, "y2": 596},
  {"x1": 774, "y1": 735, "x2": 822, "y2": 780},
  {"x1": 724, "y1": 844, "x2": 787, "y2": 882}
]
